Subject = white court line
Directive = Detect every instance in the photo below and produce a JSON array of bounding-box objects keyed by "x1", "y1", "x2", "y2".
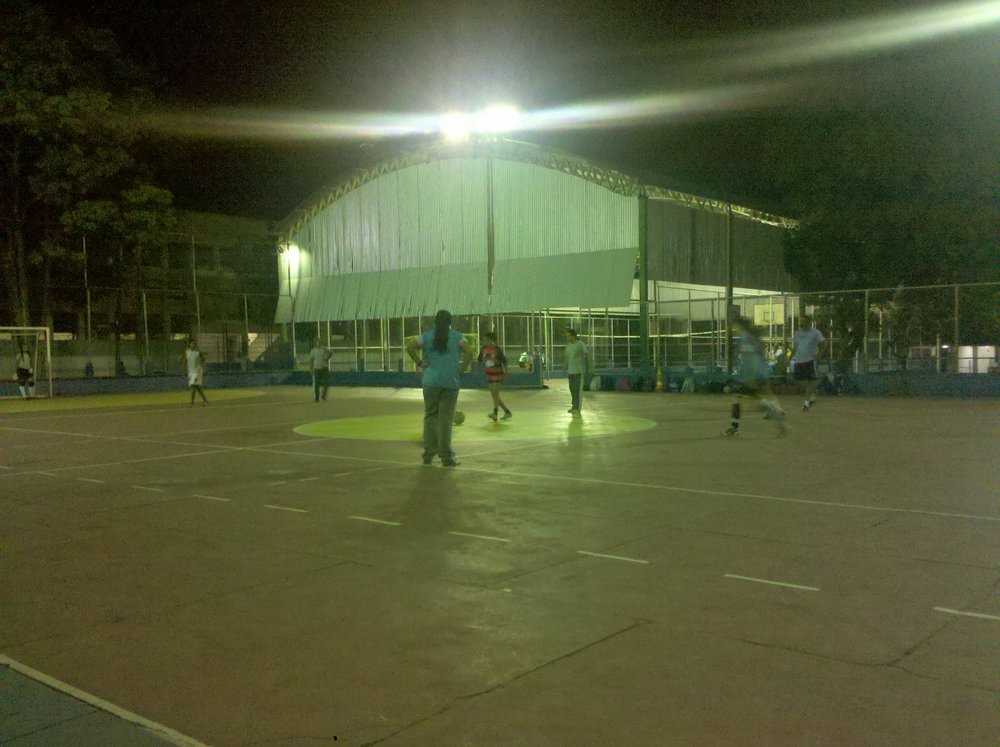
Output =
[
  {"x1": 267, "y1": 481, "x2": 288, "y2": 487},
  {"x1": 5, "y1": 421, "x2": 997, "y2": 525},
  {"x1": 264, "y1": 504, "x2": 309, "y2": 514},
  {"x1": 193, "y1": 494, "x2": 230, "y2": 502},
  {"x1": 298, "y1": 476, "x2": 320, "y2": 482},
  {"x1": 449, "y1": 531, "x2": 511, "y2": 543},
  {"x1": 577, "y1": 550, "x2": 649, "y2": 564},
  {"x1": 724, "y1": 574, "x2": 820, "y2": 592},
  {"x1": 933, "y1": 607, "x2": 1000, "y2": 622},
  {"x1": 331, "y1": 471, "x2": 354, "y2": 477},
  {"x1": 0, "y1": 424, "x2": 248, "y2": 452},
  {"x1": 0, "y1": 449, "x2": 232, "y2": 478},
  {"x1": 0, "y1": 655, "x2": 209, "y2": 747},
  {"x1": 347, "y1": 515, "x2": 401, "y2": 526},
  {"x1": 78, "y1": 477, "x2": 106, "y2": 484},
  {"x1": 227, "y1": 444, "x2": 1000, "y2": 524},
  {"x1": 132, "y1": 485, "x2": 166, "y2": 493}
]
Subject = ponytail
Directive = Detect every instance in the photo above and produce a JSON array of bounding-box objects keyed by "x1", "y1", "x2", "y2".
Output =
[{"x1": 432, "y1": 309, "x2": 452, "y2": 353}]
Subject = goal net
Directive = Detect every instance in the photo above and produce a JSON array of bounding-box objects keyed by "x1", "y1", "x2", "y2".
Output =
[{"x1": 0, "y1": 327, "x2": 53, "y2": 399}]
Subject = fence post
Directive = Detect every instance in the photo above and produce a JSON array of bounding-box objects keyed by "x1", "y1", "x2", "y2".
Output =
[
  {"x1": 243, "y1": 294, "x2": 250, "y2": 372},
  {"x1": 862, "y1": 289, "x2": 870, "y2": 373},
  {"x1": 142, "y1": 290, "x2": 150, "y2": 375},
  {"x1": 953, "y1": 284, "x2": 960, "y2": 373}
]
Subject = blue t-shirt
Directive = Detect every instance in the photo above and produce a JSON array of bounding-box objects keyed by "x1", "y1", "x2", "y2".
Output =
[
  {"x1": 421, "y1": 328, "x2": 466, "y2": 389},
  {"x1": 734, "y1": 330, "x2": 769, "y2": 383}
]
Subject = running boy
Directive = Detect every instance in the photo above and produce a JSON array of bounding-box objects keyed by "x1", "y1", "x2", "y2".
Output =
[
  {"x1": 478, "y1": 331, "x2": 511, "y2": 421},
  {"x1": 724, "y1": 317, "x2": 788, "y2": 436}
]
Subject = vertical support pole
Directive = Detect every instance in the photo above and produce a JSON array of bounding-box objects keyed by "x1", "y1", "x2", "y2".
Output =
[
  {"x1": 244, "y1": 294, "x2": 250, "y2": 372},
  {"x1": 652, "y1": 281, "x2": 660, "y2": 367},
  {"x1": 381, "y1": 317, "x2": 387, "y2": 372},
  {"x1": 878, "y1": 306, "x2": 884, "y2": 370},
  {"x1": 191, "y1": 234, "x2": 201, "y2": 337},
  {"x1": 782, "y1": 293, "x2": 788, "y2": 352},
  {"x1": 83, "y1": 235, "x2": 92, "y2": 364},
  {"x1": 486, "y1": 158, "x2": 495, "y2": 296},
  {"x1": 608, "y1": 308, "x2": 614, "y2": 368},
  {"x1": 687, "y1": 289, "x2": 693, "y2": 366},
  {"x1": 638, "y1": 193, "x2": 650, "y2": 375},
  {"x1": 725, "y1": 204, "x2": 734, "y2": 375},
  {"x1": 142, "y1": 291, "x2": 150, "y2": 375},
  {"x1": 862, "y1": 289, "x2": 870, "y2": 374},
  {"x1": 953, "y1": 284, "x2": 960, "y2": 373},
  {"x1": 545, "y1": 310, "x2": 552, "y2": 376}
]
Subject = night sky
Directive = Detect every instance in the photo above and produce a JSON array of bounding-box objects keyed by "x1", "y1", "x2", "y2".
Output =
[{"x1": 39, "y1": 0, "x2": 1000, "y2": 221}]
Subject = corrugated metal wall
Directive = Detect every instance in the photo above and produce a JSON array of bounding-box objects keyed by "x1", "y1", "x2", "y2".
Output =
[
  {"x1": 282, "y1": 157, "x2": 639, "y2": 321},
  {"x1": 645, "y1": 198, "x2": 793, "y2": 291}
]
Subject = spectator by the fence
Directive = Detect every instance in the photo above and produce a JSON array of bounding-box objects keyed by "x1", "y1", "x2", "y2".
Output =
[
  {"x1": 565, "y1": 330, "x2": 588, "y2": 414},
  {"x1": 309, "y1": 338, "x2": 332, "y2": 402},
  {"x1": 792, "y1": 315, "x2": 825, "y2": 411},
  {"x1": 185, "y1": 339, "x2": 208, "y2": 406}
]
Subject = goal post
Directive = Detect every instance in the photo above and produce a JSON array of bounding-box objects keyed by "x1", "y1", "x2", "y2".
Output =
[{"x1": 0, "y1": 327, "x2": 53, "y2": 399}]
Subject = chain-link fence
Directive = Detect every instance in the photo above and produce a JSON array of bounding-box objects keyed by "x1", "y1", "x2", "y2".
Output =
[{"x1": 21, "y1": 281, "x2": 999, "y2": 381}]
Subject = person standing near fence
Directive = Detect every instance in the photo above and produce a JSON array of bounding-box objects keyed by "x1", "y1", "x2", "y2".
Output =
[
  {"x1": 405, "y1": 309, "x2": 472, "y2": 467},
  {"x1": 14, "y1": 344, "x2": 34, "y2": 400},
  {"x1": 478, "y1": 331, "x2": 512, "y2": 421},
  {"x1": 724, "y1": 317, "x2": 788, "y2": 436},
  {"x1": 565, "y1": 329, "x2": 588, "y2": 414},
  {"x1": 791, "y1": 315, "x2": 825, "y2": 411},
  {"x1": 185, "y1": 339, "x2": 208, "y2": 406},
  {"x1": 309, "y1": 338, "x2": 332, "y2": 402}
]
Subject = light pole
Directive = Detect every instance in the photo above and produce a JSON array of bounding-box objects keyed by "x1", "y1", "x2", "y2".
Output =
[{"x1": 82, "y1": 235, "x2": 93, "y2": 374}]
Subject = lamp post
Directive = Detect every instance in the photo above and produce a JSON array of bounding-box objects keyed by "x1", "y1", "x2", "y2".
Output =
[{"x1": 82, "y1": 235, "x2": 93, "y2": 374}]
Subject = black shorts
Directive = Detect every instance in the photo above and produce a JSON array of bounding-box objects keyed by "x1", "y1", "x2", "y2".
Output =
[
  {"x1": 16, "y1": 367, "x2": 33, "y2": 386},
  {"x1": 793, "y1": 361, "x2": 817, "y2": 381}
]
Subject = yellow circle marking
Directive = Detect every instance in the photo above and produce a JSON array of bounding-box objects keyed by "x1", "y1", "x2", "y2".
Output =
[{"x1": 295, "y1": 410, "x2": 656, "y2": 442}]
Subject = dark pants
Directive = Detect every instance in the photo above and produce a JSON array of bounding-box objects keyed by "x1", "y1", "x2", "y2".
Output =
[
  {"x1": 423, "y1": 386, "x2": 459, "y2": 461},
  {"x1": 568, "y1": 373, "x2": 582, "y2": 411},
  {"x1": 313, "y1": 369, "x2": 329, "y2": 401}
]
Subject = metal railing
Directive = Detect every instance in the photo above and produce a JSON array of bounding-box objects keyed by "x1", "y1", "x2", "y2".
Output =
[{"x1": 17, "y1": 282, "x2": 999, "y2": 380}]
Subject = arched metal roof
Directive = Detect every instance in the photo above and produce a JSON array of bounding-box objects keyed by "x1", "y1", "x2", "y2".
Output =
[{"x1": 277, "y1": 137, "x2": 795, "y2": 240}]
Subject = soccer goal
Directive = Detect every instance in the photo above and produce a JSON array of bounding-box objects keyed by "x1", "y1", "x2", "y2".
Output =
[{"x1": 0, "y1": 327, "x2": 53, "y2": 399}]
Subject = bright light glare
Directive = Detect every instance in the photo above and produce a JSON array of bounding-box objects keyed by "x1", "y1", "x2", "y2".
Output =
[
  {"x1": 440, "y1": 112, "x2": 471, "y2": 141},
  {"x1": 285, "y1": 244, "x2": 300, "y2": 274},
  {"x1": 137, "y1": 1, "x2": 1000, "y2": 142},
  {"x1": 472, "y1": 104, "x2": 520, "y2": 133}
]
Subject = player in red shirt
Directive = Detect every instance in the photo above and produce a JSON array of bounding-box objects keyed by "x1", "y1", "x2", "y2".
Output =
[{"x1": 478, "y1": 331, "x2": 512, "y2": 422}]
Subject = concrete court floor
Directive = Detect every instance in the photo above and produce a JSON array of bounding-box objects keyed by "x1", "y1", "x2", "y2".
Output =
[{"x1": 0, "y1": 383, "x2": 997, "y2": 746}]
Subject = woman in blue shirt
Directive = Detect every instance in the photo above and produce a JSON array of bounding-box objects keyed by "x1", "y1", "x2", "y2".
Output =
[{"x1": 406, "y1": 310, "x2": 472, "y2": 467}]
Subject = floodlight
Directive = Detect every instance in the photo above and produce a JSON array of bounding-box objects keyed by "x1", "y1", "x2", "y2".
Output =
[
  {"x1": 285, "y1": 244, "x2": 300, "y2": 274},
  {"x1": 439, "y1": 112, "x2": 471, "y2": 142}
]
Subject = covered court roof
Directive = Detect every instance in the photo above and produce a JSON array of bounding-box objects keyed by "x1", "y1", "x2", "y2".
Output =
[{"x1": 275, "y1": 139, "x2": 796, "y2": 322}]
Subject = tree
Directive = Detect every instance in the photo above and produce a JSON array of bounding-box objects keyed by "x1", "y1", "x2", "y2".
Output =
[
  {"x1": 1, "y1": 3, "x2": 172, "y2": 328},
  {"x1": 783, "y1": 112, "x2": 999, "y2": 371}
]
